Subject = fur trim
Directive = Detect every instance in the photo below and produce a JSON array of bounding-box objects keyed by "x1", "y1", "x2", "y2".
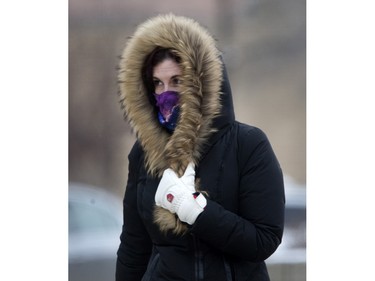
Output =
[
  {"x1": 118, "y1": 14, "x2": 223, "y2": 235},
  {"x1": 153, "y1": 206, "x2": 188, "y2": 235}
]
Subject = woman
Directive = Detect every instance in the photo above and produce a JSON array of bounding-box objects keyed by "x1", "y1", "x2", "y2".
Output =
[{"x1": 116, "y1": 14, "x2": 285, "y2": 281}]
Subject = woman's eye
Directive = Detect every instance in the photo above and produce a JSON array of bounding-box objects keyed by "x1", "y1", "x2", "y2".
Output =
[
  {"x1": 172, "y1": 78, "x2": 181, "y2": 85},
  {"x1": 153, "y1": 80, "x2": 162, "y2": 87}
]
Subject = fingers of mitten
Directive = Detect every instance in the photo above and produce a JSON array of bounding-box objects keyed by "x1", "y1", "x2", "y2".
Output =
[
  {"x1": 183, "y1": 162, "x2": 195, "y2": 178},
  {"x1": 180, "y1": 162, "x2": 196, "y2": 191}
]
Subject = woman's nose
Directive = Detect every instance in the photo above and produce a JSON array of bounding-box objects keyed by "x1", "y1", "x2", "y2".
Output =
[
  {"x1": 155, "y1": 81, "x2": 178, "y2": 94},
  {"x1": 160, "y1": 85, "x2": 176, "y2": 93}
]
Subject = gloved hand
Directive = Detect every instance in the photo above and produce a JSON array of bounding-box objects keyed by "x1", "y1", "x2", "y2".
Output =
[
  {"x1": 155, "y1": 163, "x2": 207, "y2": 225},
  {"x1": 179, "y1": 162, "x2": 196, "y2": 192}
]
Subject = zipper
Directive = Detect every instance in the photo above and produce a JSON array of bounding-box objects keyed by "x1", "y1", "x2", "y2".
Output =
[
  {"x1": 192, "y1": 234, "x2": 204, "y2": 281},
  {"x1": 142, "y1": 248, "x2": 160, "y2": 281},
  {"x1": 223, "y1": 256, "x2": 234, "y2": 281}
]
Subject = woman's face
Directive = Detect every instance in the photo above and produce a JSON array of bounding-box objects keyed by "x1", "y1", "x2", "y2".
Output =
[{"x1": 153, "y1": 59, "x2": 182, "y2": 94}]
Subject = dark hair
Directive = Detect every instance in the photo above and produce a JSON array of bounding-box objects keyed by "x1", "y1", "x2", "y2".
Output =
[{"x1": 142, "y1": 47, "x2": 181, "y2": 106}]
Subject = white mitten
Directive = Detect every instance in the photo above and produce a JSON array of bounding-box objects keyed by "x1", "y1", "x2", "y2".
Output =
[
  {"x1": 179, "y1": 162, "x2": 196, "y2": 192},
  {"x1": 155, "y1": 163, "x2": 206, "y2": 225}
]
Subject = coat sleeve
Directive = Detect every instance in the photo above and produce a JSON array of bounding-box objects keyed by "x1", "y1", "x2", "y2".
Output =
[
  {"x1": 191, "y1": 126, "x2": 285, "y2": 262},
  {"x1": 116, "y1": 142, "x2": 152, "y2": 281}
]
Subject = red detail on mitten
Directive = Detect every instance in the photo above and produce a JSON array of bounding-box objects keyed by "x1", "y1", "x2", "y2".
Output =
[{"x1": 167, "y1": 193, "x2": 174, "y2": 203}]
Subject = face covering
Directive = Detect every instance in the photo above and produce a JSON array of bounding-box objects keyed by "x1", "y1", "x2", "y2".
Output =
[{"x1": 153, "y1": 91, "x2": 180, "y2": 132}]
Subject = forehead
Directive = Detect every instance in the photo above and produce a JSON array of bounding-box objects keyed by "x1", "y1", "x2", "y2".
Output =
[{"x1": 153, "y1": 59, "x2": 182, "y2": 77}]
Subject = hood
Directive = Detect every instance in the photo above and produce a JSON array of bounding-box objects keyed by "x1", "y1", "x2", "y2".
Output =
[{"x1": 118, "y1": 14, "x2": 235, "y2": 177}]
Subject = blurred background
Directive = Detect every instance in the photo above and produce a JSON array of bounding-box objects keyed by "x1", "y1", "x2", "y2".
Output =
[{"x1": 69, "y1": 0, "x2": 306, "y2": 280}]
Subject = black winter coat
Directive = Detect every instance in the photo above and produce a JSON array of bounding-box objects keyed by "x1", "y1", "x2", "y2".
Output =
[{"x1": 116, "y1": 14, "x2": 285, "y2": 281}]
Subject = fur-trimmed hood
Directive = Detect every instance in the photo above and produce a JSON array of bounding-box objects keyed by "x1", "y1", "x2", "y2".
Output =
[{"x1": 118, "y1": 14, "x2": 235, "y2": 178}]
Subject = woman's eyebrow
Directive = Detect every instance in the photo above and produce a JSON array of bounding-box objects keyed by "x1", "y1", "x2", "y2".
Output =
[
  {"x1": 152, "y1": 75, "x2": 180, "y2": 80},
  {"x1": 170, "y1": 75, "x2": 182, "y2": 81}
]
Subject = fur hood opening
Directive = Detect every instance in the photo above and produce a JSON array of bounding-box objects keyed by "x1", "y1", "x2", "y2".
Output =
[{"x1": 118, "y1": 14, "x2": 235, "y2": 179}]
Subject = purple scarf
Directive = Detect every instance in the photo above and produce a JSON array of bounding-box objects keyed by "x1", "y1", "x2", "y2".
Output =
[{"x1": 153, "y1": 91, "x2": 180, "y2": 131}]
